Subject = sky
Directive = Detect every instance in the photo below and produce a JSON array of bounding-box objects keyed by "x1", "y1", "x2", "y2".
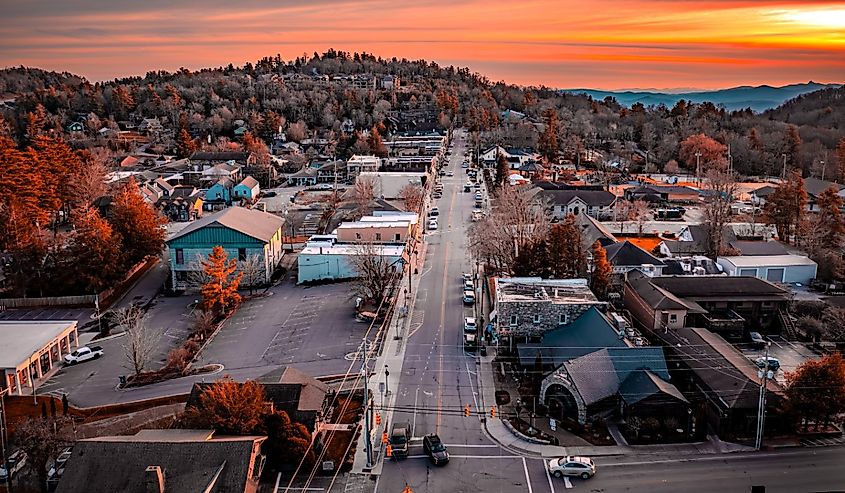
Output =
[{"x1": 0, "y1": 0, "x2": 843, "y2": 90}]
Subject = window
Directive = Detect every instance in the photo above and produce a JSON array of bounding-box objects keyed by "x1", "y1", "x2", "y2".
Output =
[
  {"x1": 669, "y1": 313, "x2": 678, "y2": 323},
  {"x1": 395, "y1": 233, "x2": 401, "y2": 241},
  {"x1": 356, "y1": 233, "x2": 362, "y2": 240},
  {"x1": 238, "y1": 248, "x2": 247, "y2": 261},
  {"x1": 175, "y1": 248, "x2": 184, "y2": 264},
  {"x1": 375, "y1": 233, "x2": 382, "y2": 241},
  {"x1": 739, "y1": 268, "x2": 757, "y2": 277},
  {"x1": 559, "y1": 314, "x2": 568, "y2": 325},
  {"x1": 533, "y1": 314, "x2": 541, "y2": 324},
  {"x1": 509, "y1": 315, "x2": 518, "y2": 326}
]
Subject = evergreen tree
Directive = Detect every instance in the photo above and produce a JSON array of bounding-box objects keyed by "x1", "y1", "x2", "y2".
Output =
[
  {"x1": 68, "y1": 207, "x2": 125, "y2": 292},
  {"x1": 538, "y1": 108, "x2": 560, "y2": 163},
  {"x1": 495, "y1": 151, "x2": 509, "y2": 189},
  {"x1": 590, "y1": 241, "x2": 612, "y2": 299},
  {"x1": 175, "y1": 128, "x2": 198, "y2": 158},
  {"x1": 547, "y1": 215, "x2": 586, "y2": 278},
  {"x1": 110, "y1": 179, "x2": 167, "y2": 265}
]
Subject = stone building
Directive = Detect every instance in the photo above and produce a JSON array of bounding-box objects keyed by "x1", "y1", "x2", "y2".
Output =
[{"x1": 493, "y1": 278, "x2": 605, "y2": 346}]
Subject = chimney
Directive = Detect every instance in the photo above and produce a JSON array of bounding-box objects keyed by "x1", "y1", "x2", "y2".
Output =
[{"x1": 145, "y1": 465, "x2": 165, "y2": 493}]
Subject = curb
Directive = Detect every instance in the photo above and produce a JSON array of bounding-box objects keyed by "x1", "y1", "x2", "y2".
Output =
[{"x1": 502, "y1": 418, "x2": 556, "y2": 445}]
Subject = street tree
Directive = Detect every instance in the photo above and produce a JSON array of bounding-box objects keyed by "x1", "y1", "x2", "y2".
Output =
[
  {"x1": 785, "y1": 353, "x2": 845, "y2": 432},
  {"x1": 264, "y1": 409, "x2": 315, "y2": 469},
  {"x1": 630, "y1": 199, "x2": 651, "y2": 237},
  {"x1": 116, "y1": 306, "x2": 158, "y2": 376},
  {"x1": 495, "y1": 151, "x2": 509, "y2": 188},
  {"x1": 200, "y1": 246, "x2": 243, "y2": 315},
  {"x1": 399, "y1": 183, "x2": 425, "y2": 213},
  {"x1": 349, "y1": 242, "x2": 398, "y2": 305},
  {"x1": 764, "y1": 170, "x2": 807, "y2": 243},
  {"x1": 590, "y1": 240, "x2": 612, "y2": 299}
]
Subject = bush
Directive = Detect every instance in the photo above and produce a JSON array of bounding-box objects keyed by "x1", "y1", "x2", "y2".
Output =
[{"x1": 165, "y1": 347, "x2": 192, "y2": 373}]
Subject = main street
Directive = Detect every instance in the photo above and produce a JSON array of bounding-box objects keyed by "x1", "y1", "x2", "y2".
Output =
[{"x1": 373, "y1": 130, "x2": 845, "y2": 493}]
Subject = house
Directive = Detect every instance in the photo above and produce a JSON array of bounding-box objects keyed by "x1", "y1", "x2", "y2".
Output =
[
  {"x1": 138, "y1": 117, "x2": 164, "y2": 135},
  {"x1": 750, "y1": 185, "x2": 776, "y2": 206},
  {"x1": 152, "y1": 177, "x2": 175, "y2": 198},
  {"x1": 658, "y1": 224, "x2": 738, "y2": 257},
  {"x1": 625, "y1": 185, "x2": 700, "y2": 204},
  {"x1": 297, "y1": 238, "x2": 405, "y2": 284},
  {"x1": 356, "y1": 171, "x2": 426, "y2": 200},
  {"x1": 190, "y1": 151, "x2": 254, "y2": 168},
  {"x1": 539, "y1": 189, "x2": 617, "y2": 220},
  {"x1": 316, "y1": 160, "x2": 348, "y2": 184},
  {"x1": 661, "y1": 256, "x2": 723, "y2": 276},
  {"x1": 717, "y1": 254, "x2": 817, "y2": 285},
  {"x1": 624, "y1": 272, "x2": 790, "y2": 339},
  {"x1": 493, "y1": 278, "x2": 606, "y2": 345},
  {"x1": 187, "y1": 367, "x2": 328, "y2": 432},
  {"x1": 65, "y1": 121, "x2": 84, "y2": 133},
  {"x1": 603, "y1": 241, "x2": 666, "y2": 283},
  {"x1": 803, "y1": 177, "x2": 845, "y2": 212},
  {"x1": 480, "y1": 145, "x2": 540, "y2": 169},
  {"x1": 201, "y1": 162, "x2": 243, "y2": 185},
  {"x1": 287, "y1": 166, "x2": 318, "y2": 187},
  {"x1": 55, "y1": 429, "x2": 266, "y2": 493},
  {"x1": 574, "y1": 211, "x2": 618, "y2": 250},
  {"x1": 347, "y1": 155, "x2": 381, "y2": 178},
  {"x1": 1, "y1": 321, "x2": 78, "y2": 396},
  {"x1": 166, "y1": 207, "x2": 285, "y2": 290},
  {"x1": 156, "y1": 186, "x2": 204, "y2": 222},
  {"x1": 233, "y1": 176, "x2": 261, "y2": 202},
  {"x1": 204, "y1": 177, "x2": 235, "y2": 210},
  {"x1": 652, "y1": 327, "x2": 784, "y2": 437}
]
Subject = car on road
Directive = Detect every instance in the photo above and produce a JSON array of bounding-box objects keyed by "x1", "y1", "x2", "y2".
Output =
[
  {"x1": 463, "y1": 290, "x2": 476, "y2": 305},
  {"x1": 261, "y1": 191, "x2": 278, "y2": 198},
  {"x1": 755, "y1": 356, "x2": 781, "y2": 372},
  {"x1": 464, "y1": 317, "x2": 477, "y2": 333},
  {"x1": 422, "y1": 434, "x2": 450, "y2": 465},
  {"x1": 475, "y1": 191, "x2": 482, "y2": 201},
  {"x1": 464, "y1": 183, "x2": 472, "y2": 192},
  {"x1": 446, "y1": 170, "x2": 454, "y2": 176},
  {"x1": 390, "y1": 422, "x2": 411, "y2": 459},
  {"x1": 749, "y1": 331, "x2": 766, "y2": 349},
  {"x1": 462, "y1": 162, "x2": 469, "y2": 168},
  {"x1": 547, "y1": 456, "x2": 596, "y2": 479},
  {"x1": 0, "y1": 450, "x2": 28, "y2": 482},
  {"x1": 64, "y1": 345, "x2": 104, "y2": 365},
  {"x1": 428, "y1": 219, "x2": 438, "y2": 230}
]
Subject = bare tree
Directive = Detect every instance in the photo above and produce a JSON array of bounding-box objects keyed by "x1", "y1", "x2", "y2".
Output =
[
  {"x1": 116, "y1": 306, "x2": 159, "y2": 376},
  {"x1": 702, "y1": 168, "x2": 738, "y2": 258},
  {"x1": 349, "y1": 242, "x2": 399, "y2": 305},
  {"x1": 353, "y1": 175, "x2": 377, "y2": 217},
  {"x1": 186, "y1": 253, "x2": 212, "y2": 290},
  {"x1": 631, "y1": 199, "x2": 651, "y2": 237},
  {"x1": 399, "y1": 183, "x2": 425, "y2": 213},
  {"x1": 14, "y1": 416, "x2": 73, "y2": 493},
  {"x1": 238, "y1": 253, "x2": 266, "y2": 295}
]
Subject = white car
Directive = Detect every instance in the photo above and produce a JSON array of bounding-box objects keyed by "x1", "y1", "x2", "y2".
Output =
[
  {"x1": 446, "y1": 170, "x2": 454, "y2": 176},
  {"x1": 547, "y1": 456, "x2": 596, "y2": 479},
  {"x1": 428, "y1": 219, "x2": 438, "y2": 230},
  {"x1": 464, "y1": 317, "x2": 477, "y2": 333}
]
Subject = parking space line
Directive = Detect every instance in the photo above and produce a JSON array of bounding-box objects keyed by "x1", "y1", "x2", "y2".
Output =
[
  {"x1": 544, "y1": 463, "x2": 556, "y2": 493},
  {"x1": 563, "y1": 477, "x2": 572, "y2": 489}
]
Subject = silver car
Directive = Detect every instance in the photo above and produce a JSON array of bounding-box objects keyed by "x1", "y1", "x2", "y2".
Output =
[{"x1": 547, "y1": 456, "x2": 596, "y2": 479}]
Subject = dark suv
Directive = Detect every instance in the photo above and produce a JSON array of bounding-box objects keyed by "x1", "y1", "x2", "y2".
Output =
[{"x1": 423, "y1": 434, "x2": 449, "y2": 465}]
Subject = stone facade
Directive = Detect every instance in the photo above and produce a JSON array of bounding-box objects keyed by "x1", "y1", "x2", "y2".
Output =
[{"x1": 496, "y1": 300, "x2": 605, "y2": 339}]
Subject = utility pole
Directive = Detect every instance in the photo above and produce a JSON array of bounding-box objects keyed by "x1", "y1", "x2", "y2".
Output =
[
  {"x1": 781, "y1": 153, "x2": 788, "y2": 180},
  {"x1": 362, "y1": 338, "x2": 373, "y2": 468},
  {"x1": 755, "y1": 342, "x2": 773, "y2": 450},
  {"x1": 0, "y1": 388, "x2": 9, "y2": 490},
  {"x1": 820, "y1": 160, "x2": 826, "y2": 181},
  {"x1": 695, "y1": 151, "x2": 702, "y2": 187}
]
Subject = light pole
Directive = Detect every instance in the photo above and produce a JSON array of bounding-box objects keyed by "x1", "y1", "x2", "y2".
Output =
[
  {"x1": 755, "y1": 342, "x2": 773, "y2": 450},
  {"x1": 695, "y1": 151, "x2": 702, "y2": 187}
]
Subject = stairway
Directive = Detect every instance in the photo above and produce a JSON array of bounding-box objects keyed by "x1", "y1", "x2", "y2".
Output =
[{"x1": 778, "y1": 308, "x2": 797, "y2": 340}]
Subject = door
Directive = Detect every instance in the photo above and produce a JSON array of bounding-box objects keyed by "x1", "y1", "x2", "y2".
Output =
[{"x1": 766, "y1": 268, "x2": 784, "y2": 282}]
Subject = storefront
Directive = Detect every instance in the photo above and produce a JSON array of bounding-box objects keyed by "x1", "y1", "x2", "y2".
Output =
[{"x1": 1, "y1": 321, "x2": 78, "y2": 395}]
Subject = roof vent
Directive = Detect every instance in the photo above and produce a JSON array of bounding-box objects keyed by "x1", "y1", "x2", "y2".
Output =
[{"x1": 145, "y1": 465, "x2": 165, "y2": 493}]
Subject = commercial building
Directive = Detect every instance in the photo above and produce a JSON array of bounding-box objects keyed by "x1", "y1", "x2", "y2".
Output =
[
  {"x1": 297, "y1": 240, "x2": 405, "y2": 284},
  {"x1": 1, "y1": 321, "x2": 78, "y2": 395},
  {"x1": 717, "y1": 254, "x2": 817, "y2": 285}
]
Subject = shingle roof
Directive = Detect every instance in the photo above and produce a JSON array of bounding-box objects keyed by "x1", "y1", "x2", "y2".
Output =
[
  {"x1": 563, "y1": 347, "x2": 673, "y2": 405},
  {"x1": 728, "y1": 240, "x2": 788, "y2": 256},
  {"x1": 539, "y1": 189, "x2": 617, "y2": 207},
  {"x1": 619, "y1": 369, "x2": 688, "y2": 406},
  {"x1": 650, "y1": 275, "x2": 788, "y2": 298},
  {"x1": 604, "y1": 241, "x2": 665, "y2": 267},
  {"x1": 167, "y1": 206, "x2": 283, "y2": 243},
  {"x1": 56, "y1": 430, "x2": 265, "y2": 493},
  {"x1": 517, "y1": 307, "x2": 628, "y2": 367},
  {"x1": 574, "y1": 213, "x2": 618, "y2": 250},
  {"x1": 803, "y1": 177, "x2": 845, "y2": 197},
  {"x1": 238, "y1": 175, "x2": 259, "y2": 189},
  {"x1": 626, "y1": 272, "x2": 701, "y2": 311}
]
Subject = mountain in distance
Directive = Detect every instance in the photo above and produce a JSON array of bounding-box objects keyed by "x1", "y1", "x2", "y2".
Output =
[{"x1": 562, "y1": 81, "x2": 842, "y2": 112}]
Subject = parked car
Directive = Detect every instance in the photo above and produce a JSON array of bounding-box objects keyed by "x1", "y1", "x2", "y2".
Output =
[
  {"x1": 390, "y1": 422, "x2": 411, "y2": 459},
  {"x1": 428, "y1": 207, "x2": 439, "y2": 217},
  {"x1": 422, "y1": 434, "x2": 450, "y2": 465},
  {"x1": 464, "y1": 280, "x2": 474, "y2": 291},
  {"x1": 428, "y1": 219, "x2": 438, "y2": 230},
  {"x1": 464, "y1": 183, "x2": 472, "y2": 192},
  {"x1": 755, "y1": 356, "x2": 781, "y2": 372},
  {"x1": 547, "y1": 456, "x2": 596, "y2": 479},
  {"x1": 462, "y1": 272, "x2": 473, "y2": 282},
  {"x1": 464, "y1": 317, "x2": 477, "y2": 333},
  {"x1": 749, "y1": 332, "x2": 766, "y2": 349},
  {"x1": 47, "y1": 447, "x2": 73, "y2": 489},
  {"x1": 464, "y1": 332, "x2": 478, "y2": 351},
  {"x1": 446, "y1": 170, "x2": 454, "y2": 176},
  {"x1": 463, "y1": 290, "x2": 476, "y2": 305},
  {"x1": 262, "y1": 191, "x2": 277, "y2": 198},
  {"x1": 64, "y1": 345, "x2": 104, "y2": 365},
  {"x1": 0, "y1": 450, "x2": 28, "y2": 482},
  {"x1": 462, "y1": 162, "x2": 469, "y2": 168}
]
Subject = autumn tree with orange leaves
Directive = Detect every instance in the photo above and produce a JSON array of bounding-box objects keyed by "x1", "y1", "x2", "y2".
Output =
[
  {"x1": 68, "y1": 207, "x2": 125, "y2": 292},
  {"x1": 110, "y1": 179, "x2": 167, "y2": 266},
  {"x1": 786, "y1": 354, "x2": 845, "y2": 432},
  {"x1": 679, "y1": 133, "x2": 727, "y2": 172},
  {"x1": 201, "y1": 246, "x2": 243, "y2": 315},
  {"x1": 590, "y1": 241, "x2": 612, "y2": 299},
  {"x1": 183, "y1": 377, "x2": 267, "y2": 435}
]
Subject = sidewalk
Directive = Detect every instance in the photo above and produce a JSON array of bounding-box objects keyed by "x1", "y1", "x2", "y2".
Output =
[{"x1": 478, "y1": 349, "x2": 756, "y2": 458}]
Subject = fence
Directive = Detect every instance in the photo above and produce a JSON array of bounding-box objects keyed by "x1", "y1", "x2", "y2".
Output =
[{"x1": 0, "y1": 295, "x2": 98, "y2": 309}]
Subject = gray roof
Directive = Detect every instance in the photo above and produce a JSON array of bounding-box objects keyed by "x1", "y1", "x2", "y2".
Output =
[
  {"x1": 619, "y1": 369, "x2": 688, "y2": 406},
  {"x1": 604, "y1": 241, "x2": 664, "y2": 266},
  {"x1": 0, "y1": 321, "x2": 77, "y2": 369},
  {"x1": 563, "y1": 347, "x2": 672, "y2": 406},
  {"x1": 167, "y1": 206, "x2": 284, "y2": 244},
  {"x1": 191, "y1": 151, "x2": 251, "y2": 162},
  {"x1": 517, "y1": 307, "x2": 627, "y2": 367},
  {"x1": 56, "y1": 430, "x2": 265, "y2": 493},
  {"x1": 728, "y1": 240, "x2": 788, "y2": 256},
  {"x1": 574, "y1": 213, "x2": 617, "y2": 249},
  {"x1": 625, "y1": 271, "x2": 701, "y2": 311},
  {"x1": 803, "y1": 177, "x2": 845, "y2": 197},
  {"x1": 650, "y1": 275, "x2": 788, "y2": 299},
  {"x1": 539, "y1": 189, "x2": 616, "y2": 207}
]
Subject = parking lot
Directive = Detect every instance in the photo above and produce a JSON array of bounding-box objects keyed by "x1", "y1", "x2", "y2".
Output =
[
  {"x1": 740, "y1": 335, "x2": 819, "y2": 384},
  {"x1": 0, "y1": 306, "x2": 93, "y2": 325}
]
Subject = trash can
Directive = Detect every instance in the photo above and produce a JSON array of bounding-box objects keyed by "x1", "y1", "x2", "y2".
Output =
[
  {"x1": 479, "y1": 346, "x2": 487, "y2": 357},
  {"x1": 119, "y1": 375, "x2": 127, "y2": 386}
]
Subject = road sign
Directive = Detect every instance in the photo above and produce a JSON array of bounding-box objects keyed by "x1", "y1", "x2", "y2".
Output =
[{"x1": 549, "y1": 418, "x2": 557, "y2": 431}]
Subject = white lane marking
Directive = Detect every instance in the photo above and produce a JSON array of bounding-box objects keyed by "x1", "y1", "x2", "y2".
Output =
[
  {"x1": 523, "y1": 457, "x2": 534, "y2": 493},
  {"x1": 544, "y1": 463, "x2": 556, "y2": 493},
  {"x1": 443, "y1": 444, "x2": 501, "y2": 448},
  {"x1": 563, "y1": 477, "x2": 572, "y2": 489},
  {"x1": 412, "y1": 387, "x2": 420, "y2": 436},
  {"x1": 273, "y1": 472, "x2": 281, "y2": 493},
  {"x1": 465, "y1": 361, "x2": 480, "y2": 413},
  {"x1": 403, "y1": 454, "x2": 519, "y2": 460}
]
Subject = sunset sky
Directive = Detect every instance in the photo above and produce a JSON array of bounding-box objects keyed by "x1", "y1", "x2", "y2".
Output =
[{"x1": 1, "y1": 0, "x2": 843, "y2": 90}]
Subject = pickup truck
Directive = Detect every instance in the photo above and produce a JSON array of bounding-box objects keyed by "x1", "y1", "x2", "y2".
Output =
[{"x1": 64, "y1": 346, "x2": 103, "y2": 365}]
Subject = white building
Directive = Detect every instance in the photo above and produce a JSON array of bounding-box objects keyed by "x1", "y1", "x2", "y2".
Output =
[
  {"x1": 716, "y1": 254, "x2": 818, "y2": 284},
  {"x1": 356, "y1": 171, "x2": 426, "y2": 199},
  {"x1": 346, "y1": 155, "x2": 381, "y2": 178},
  {"x1": 1, "y1": 321, "x2": 79, "y2": 395}
]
